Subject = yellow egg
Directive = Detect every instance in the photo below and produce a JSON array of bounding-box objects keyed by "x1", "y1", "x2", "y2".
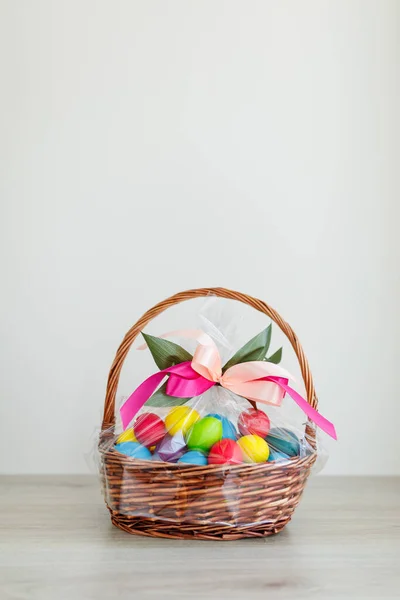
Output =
[
  {"x1": 238, "y1": 435, "x2": 270, "y2": 463},
  {"x1": 116, "y1": 428, "x2": 137, "y2": 444},
  {"x1": 165, "y1": 406, "x2": 201, "y2": 436}
]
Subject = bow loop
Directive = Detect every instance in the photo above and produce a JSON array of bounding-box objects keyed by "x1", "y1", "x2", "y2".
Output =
[{"x1": 191, "y1": 332, "x2": 222, "y2": 382}]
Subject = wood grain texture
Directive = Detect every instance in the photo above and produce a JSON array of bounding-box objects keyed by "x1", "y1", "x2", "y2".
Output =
[{"x1": 0, "y1": 476, "x2": 399, "y2": 600}]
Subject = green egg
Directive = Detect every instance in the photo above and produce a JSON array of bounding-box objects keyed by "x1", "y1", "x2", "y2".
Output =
[{"x1": 186, "y1": 417, "x2": 223, "y2": 452}]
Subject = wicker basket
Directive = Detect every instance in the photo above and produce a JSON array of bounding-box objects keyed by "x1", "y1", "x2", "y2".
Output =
[{"x1": 99, "y1": 287, "x2": 318, "y2": 540}]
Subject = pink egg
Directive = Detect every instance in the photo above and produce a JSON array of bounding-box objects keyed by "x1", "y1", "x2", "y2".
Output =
[
  {"x1": 134, "y1": 413, "x2": 166, "y2": 447},
  {"x1": 238, "y1": 408, "x2": 270, "y2": 438}
]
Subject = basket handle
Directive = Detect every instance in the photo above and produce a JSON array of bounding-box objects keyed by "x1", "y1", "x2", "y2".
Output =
[{"x1": 102, "y1": 287, "x2": 318, "y2": 444}]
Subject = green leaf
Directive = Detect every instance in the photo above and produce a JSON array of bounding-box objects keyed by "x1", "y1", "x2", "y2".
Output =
[
  {"x1": 141, "y1": 332, "x2": 192, "y2": 370},
  {"x1": 145, "y1": 382, "x2": 190, "y2": 407},
  {"x1": 265, "y1": 347, "x2": 283, "y2": 364},
  {"x1": 222, "y1": 325, "x2": 272, "y2": 372}
]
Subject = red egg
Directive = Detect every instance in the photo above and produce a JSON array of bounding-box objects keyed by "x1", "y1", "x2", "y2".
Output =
[
  {"x1": 208, "y1": 439, "x2": 243, "y2": 465},
  {"x1": 134, "y1": 413, "x2": 166, "y2": 447},
  {"x1": 238, "y1": 408, "x2": 271, "y2": 438}
]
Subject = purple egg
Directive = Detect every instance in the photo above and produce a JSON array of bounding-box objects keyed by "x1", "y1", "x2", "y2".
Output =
[{"x1": 156, "y1": 432, "x2": 186, "y2": 462}]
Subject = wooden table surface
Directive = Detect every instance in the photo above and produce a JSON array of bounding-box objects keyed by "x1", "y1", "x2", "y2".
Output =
[{"x1": 0, "y1": 476, "x2": 399, "y2": 600}]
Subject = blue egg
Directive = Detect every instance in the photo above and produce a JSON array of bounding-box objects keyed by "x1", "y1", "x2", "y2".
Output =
[
  {"x1": 268, "y1": 448, "x2": 289, "y2": 462},
  {"x1": 206, "y1": 413, "x2": 237, "y2": 440},
  {"x1": 266, "y1": 428, "x2": 300, "y2": 457},
  {"x1": 114, "y1": 441, "x2": 152, "y2": 460},
  {"x1": 178, "y1": 450, "x2": 208, "y2": 465}
]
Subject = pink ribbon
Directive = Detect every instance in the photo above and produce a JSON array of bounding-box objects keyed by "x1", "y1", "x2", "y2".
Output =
[{"x1": 120, "y1": 332, "x2": 337, "y2": 439}]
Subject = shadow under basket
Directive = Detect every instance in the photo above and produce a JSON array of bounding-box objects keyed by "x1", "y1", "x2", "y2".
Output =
[{"x1": 99, "y1": 287, "x2": 319, "y2": 541}]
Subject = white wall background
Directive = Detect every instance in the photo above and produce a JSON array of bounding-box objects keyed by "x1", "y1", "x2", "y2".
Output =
[{"x1": 1, "y1": 0, "x2": 399, "y2": 475}]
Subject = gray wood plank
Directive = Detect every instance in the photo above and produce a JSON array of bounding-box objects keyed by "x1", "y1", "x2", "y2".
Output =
[{"x1": 0, "y1": 476, "x2": 399, "y2": 600}]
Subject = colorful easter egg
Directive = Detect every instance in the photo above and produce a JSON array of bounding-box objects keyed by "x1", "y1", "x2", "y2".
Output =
[
  {"x1": 134, "y1": 413, "x2": 166, "y2": 447},
  {"x1": 116, "y1": 428, "x2": 137, "y2": 444},
  {"x1": 208, "y1": 439, "x2": 243, "y2": 465},
  {"x1": 237, "y1": 435, "x2": 270, "y2": 463},
  {"x1": 238, "y1": 408, "x2": 271, "y2": 438},
  {"x1": 206, "y1": 414, "x2": 237, "y2": 440},
  {"x1": 266, "y1": 428, "x2": 300, "y2": 457},
  {"x1": 165, "y1": 406, "x2": 200, "y2": 436},
  {"x1": 267, "y1": 448, "x2": 289, "y2": 462},
  {"x1": 155, "y1": 432, "x2": 186, "y2": 462},
  {"x1": 114, "y1": 441, "x2": 152, "y2": 460},
  {"x1": 186, "y1": 417, "x2": 223, "y2": 452},
  {"x1": 178, "y1": 450, "x2": 208, "y2": 465}
]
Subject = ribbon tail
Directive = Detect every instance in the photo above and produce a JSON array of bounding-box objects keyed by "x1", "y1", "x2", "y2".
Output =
[
  {"x1": 120, "y1": 371, "x2": 167, "y2": 430},
  {"x1": 268, "y1": 377, "x2": 337, "y2": 440}
]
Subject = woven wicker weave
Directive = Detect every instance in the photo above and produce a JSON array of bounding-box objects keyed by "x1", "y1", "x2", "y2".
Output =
[{"x1": 99, "y1": 287, "x2": 318, "y2": 540}]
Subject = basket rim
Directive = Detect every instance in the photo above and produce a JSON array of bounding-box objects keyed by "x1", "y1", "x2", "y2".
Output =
[{"x1": 99, "y1": 442, "x2": 317, "y2": 473}]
